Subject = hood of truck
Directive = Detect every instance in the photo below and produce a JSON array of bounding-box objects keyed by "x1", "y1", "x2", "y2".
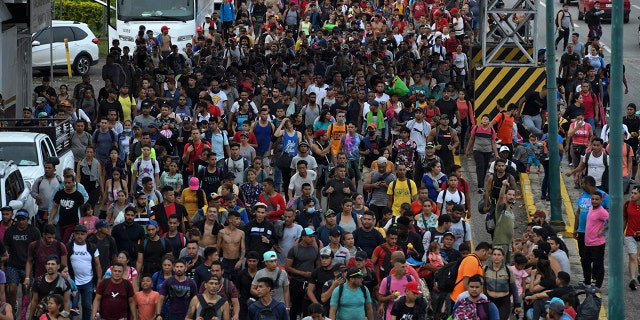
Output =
[{"x1": 18, "y1": 166, "x2": 43, "y2": 184}]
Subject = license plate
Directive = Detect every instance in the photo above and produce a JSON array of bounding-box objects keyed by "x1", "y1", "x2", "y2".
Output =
[{"x1": 605, "y1": 3, "x2": 612, "y2": 7}]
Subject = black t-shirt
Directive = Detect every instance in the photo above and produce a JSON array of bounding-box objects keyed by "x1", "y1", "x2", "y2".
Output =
[
  {"x1": 142, "y1": 238, "x2": 174, "y2": 275},
  {"x1": 309, "y1": 266, "x2": 335, "y2": 302},
  {"x1": 624, "y1": 115, "x2": 640, "y2": 149},
  {"x1": 98, "y1": 99, "x2": 124, "y2": 121},
  {"x1": 390, "y1": 296, "x2": 428, "y2": 319},
  {"x1": 33, "y1": 274, "x2": 70, "y2": 299},
  {"x1": 436, "y1": 98, "x2": 458, "y2": 120},
  {"x1": 4, "y1": 225, "x2": 41, "y2": 268},
  {"x1": 199, "y1": 167, "x2": 222, "y2": 195},
  {"x1": 53, "y1": 190, "x2": 85, "y2": 226},
  {"x1": 34, "y1": 85, "x2": 57, "y2": 99},
  {"x1": 266, "y1": 98, "x2": 284, "y2": 115},
  {"x1": 521, "y1": 91, "x2": 547, "y2": 116}
]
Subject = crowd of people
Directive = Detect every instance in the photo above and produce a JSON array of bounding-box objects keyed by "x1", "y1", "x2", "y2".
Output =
[{"x1": 0, "y1": 0, "x2": 631, "y2": 319}]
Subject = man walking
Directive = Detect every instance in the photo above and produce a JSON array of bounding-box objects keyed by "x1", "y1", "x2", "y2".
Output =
[
  {"x1": 91, "y1": 263, "x2": 136, "y2": 320},
  {"x1": 584, "y1": 192, "x2": 608, "y2": 289},
  {"x1": 67, "y1": 225, "x2": 102, "y2": 320},
  {"x1": 624, "y1": 186, "x2": 640, "y2": 290},
  {"x1": 157, "y1": 259, "x2": 199, "y2": 320},
  {"x1": 328, "y1": 268, "x2": 374, "y2": 320}
]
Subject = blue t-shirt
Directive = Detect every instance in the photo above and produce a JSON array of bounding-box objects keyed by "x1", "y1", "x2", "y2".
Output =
[
  {"x1": 576, "y1": 189, "x2": 609, "y2": 233},
  {"x1": 330, "y1": 284, "x2": 372, "y2": 319}
]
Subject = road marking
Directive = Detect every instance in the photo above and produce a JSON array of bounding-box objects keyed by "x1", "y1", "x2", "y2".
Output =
[
  {"x1": 600, "y1": 43, "x2": 612, "y2": 54},
  {"x1": 540, "y1": 1, "x2": 546, "y2": 7},
  {"x1": 633, "y1": 4, "x2": 640, "y2": 10}
]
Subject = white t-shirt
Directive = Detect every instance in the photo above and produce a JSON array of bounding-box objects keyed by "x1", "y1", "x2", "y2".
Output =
[
  {"x1": 134, "y1": 158, "x2": 160, "y2": 187},
  {"x1": 449, "y1": 219, "x2": 471, "y2": 250},
  {"x1": 406, "y1": 119, "x2": 431, "y2": 153},
  {"x1": 436, "y1": 189, "x2": 465, "y2": 215},
  {"x1": 70, "y1": 243, "x2": 100, "y2": 285},
  {"x1": 583, "y1": 152, "x2": 609, "y2": 187},
  {"x1": 289, "y1": 170, "x2": 318, "y2": 197},
  {"x1": 291, "y1": 155, "x2": 318, "y2": 170},
  {"x1": 278, "y1": 224, "x2": 303, "y2": 266},
  {"x1": 209, "y1": 91, "x2": 228, "y2": 111}
]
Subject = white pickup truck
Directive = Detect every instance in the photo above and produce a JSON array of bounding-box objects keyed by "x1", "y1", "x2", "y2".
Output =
[{"x1": 0, "y1": 119, "x2": 75, "y2": 186}]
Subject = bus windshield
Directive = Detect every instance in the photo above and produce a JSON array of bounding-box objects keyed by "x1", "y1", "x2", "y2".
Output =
[{"x1": 118, "y1": 0, "x2": 194, "y2": 22}]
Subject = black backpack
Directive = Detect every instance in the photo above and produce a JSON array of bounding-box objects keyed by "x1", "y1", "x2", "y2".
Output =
[
  {"x1": 194, "y1": 294, "x2": 226, "y2": 320},
  {"x1": 433, "y1": 259, "x2": 462, "y2": 292},
  {"x1": 379, "y1": 245, "x2": 394, "y2": 279}
]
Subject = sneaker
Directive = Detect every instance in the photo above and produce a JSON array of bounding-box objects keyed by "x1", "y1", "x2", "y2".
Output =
[
  {"x1": 477, "y1": 188, "x2": 485, "y2": 194},
  {"x1": 70, "y1": 309, "x2": 80, "y2": 316},
  {"x1": 631, "y1": 179, "x2": 637, "y2": 184},
  {"x1": 630, "y1": 280, "x2": 638, "y2": 290}
]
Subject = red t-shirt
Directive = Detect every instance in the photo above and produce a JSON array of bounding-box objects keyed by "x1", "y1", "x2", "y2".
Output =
[
  {"x1": 624, "y1": 200, "x2": 640, "y2": 236},
  {"x1": 411, "y1": 2, "x2": 427, "y2": 20},
  {"x1": 97, "y1": 279, "x2": 133, "y2": 320},
  {"x1": 372, "y1": 243, "x2": 399, "y2": 280},
  {"x1": 183, "y1": 141, "x2": 212, "y2": 171},
  {"x1": 28, "y1": 240, "x2": 69, "y2": 279},
  {"x1": 207, "y1": 104, "x2": 222, "y2": 118},
  {"x1": 232, "y1": 131, "x2": 258, "y2": 145}
]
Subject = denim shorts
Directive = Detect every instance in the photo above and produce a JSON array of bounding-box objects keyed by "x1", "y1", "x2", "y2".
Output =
[{"x1": 6, "y1": 266, "x2": 26, "y2": 284}]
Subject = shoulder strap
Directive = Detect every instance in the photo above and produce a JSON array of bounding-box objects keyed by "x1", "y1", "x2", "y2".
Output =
[
  {"x1": 385, "y1": 275, "x2": 392, "y2": 295},
  {"x1": 100, "y1": 278, "x2": 111, "y2": 296}
]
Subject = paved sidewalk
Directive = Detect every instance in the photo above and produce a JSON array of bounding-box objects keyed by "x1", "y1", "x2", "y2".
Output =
[{"x1": 520, "y1": 158, "x2": 639, "y2": 319}]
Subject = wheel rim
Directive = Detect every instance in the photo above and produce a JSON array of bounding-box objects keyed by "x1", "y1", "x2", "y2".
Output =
[{"x1": 76, "y1": 57, "x2": 90, "y2": 74}]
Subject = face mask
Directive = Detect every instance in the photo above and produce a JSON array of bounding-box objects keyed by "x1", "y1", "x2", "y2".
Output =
[
  {"x1": 124, "y1": 129, "x2": 132, "y2": 133},
  {"x1": 307, "y1": 208, "x2": 315, "y2": 213},
  {"x1": 368, "y1": 130, "x2": 376, "y2": 136}
]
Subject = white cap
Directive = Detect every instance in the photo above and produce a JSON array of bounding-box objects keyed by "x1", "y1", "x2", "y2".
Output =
[{"x1": 499, "y1": 146, "x2": 510, "y2": 152}]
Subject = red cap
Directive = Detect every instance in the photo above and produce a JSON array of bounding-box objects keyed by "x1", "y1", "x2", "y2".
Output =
[
  {"x1": 450, "y1": 7, "x2": 459, "y2": 13},
  {"x1": 196, "y1": 26, "x2": 203, "y2": 32},
  {"x1": 406, "y1": 281, "x2": 423, "y2": 294},
  {"x1": 161, "y1": 25, "x2": 170, "y2": 31}
]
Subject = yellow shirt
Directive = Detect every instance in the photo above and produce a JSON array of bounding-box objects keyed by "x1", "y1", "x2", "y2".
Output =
[
  {"x1": 118, "y1": 95, "x2": 135, "y2": 122},
  {"x1": 327, "y1": 122, "x2": 347, "y2": 156},
  {"x1": 387, "y1": 179, "x2": 418, "y2": 216}
]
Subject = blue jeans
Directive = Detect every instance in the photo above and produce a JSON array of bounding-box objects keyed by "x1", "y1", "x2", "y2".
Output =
[
  {"x1": 521, "y1": 114, "x2": 543, "y2": 136},
  {"x1": 273, "y1": 166, "x2": 283, "y2": 191},
  {"x1": 77, "y1": 282, "x2": 94, "y2": 320},
  {"x1": 585, "y1": 117, "x2": 596, "y2": 129}
]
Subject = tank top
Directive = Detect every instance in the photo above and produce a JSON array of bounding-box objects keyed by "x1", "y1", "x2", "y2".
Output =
[
  {"x1": 491, "y1": 172, "x2": 510, "y2": 200},
  {"x1": 254, "y1": 121, "x2": 272, "y2": 153},
  {"x1": 313, "y1": 140, "x2": 331, "y2": 166},
  {"x1": 283, "y1": 130, "x2": 298, "y2": 156},
  {"x1": 436, "y1": 126, "x2": 453, "y2": 147}
]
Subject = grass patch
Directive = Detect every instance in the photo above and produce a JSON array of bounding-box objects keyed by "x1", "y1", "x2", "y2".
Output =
[{"x1": 98, "y1": 37, "x2": 108, "y2": 56}]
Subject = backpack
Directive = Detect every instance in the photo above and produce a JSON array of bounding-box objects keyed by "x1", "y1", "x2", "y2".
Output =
[
  {"x1": 142, "y1": 237, "x2": 168, "y2": 253},
  {"x1": 485, "y1": 204, "x2": 506, "y2": 236},
  {"x1": 453, "y1": 297, "x2": 491, "y2": 320},
  {"x1": 379, "y1": 245, "x2": 395, "y2": 279},
  {"x1": 575, "y1": 284, "x2": 602, "y2": 320},
  {"x1": 100, "y1": 277, "x2": 133, "y2": 297},
  {"x1": 391, "y1": 179, "x2": 413, "y2": 197},
  {"x1": 584, "y1": 150, "x2": 609, "y2": 191},
  {"x1": 438, "y1": 189, "x2": 463, "y2": 206},
  {"x1": 92, "y1": 129, "x2": 117, "y2": 146},
  {"x1": 258, "y1": 304, "x2": 278, "y2": 320},
  {"x1": 194, "y1": 294, "x2": 225, "y2": 320},
  {"x1": 32, "y1": 275, "x2": 69, "y2": 318},
  {"x1": 337, "y1": 283, "x2": 368, "y2": 314},
  {"x1": 555, "y1": 9, "x2": 564, "y2": 28},
  {"x1": 165, "y1": 232, "x2": 186, "y2": 249},
  {"x1": 585, "y1": 10, "x2": 594, "y2": 25},
  {"x1": 384, "y1": 275, "x2": 413, "y2": 308},
  {"x1": 434, "y1": 254, "x2": 480, "y2": 292}
]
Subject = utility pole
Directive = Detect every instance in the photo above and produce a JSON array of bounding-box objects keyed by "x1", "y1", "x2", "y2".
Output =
[
  {"x1": 546, "y1": 0, "x2": 561, "y2": 224},
  {"x1": 608, "y1": 0, "x2": 624, "y2": 317}
]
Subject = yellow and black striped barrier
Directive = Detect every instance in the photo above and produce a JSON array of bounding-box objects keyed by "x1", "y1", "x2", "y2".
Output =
[{"x1": 472, "y1": 66, "x2": 546, "y2": 122}]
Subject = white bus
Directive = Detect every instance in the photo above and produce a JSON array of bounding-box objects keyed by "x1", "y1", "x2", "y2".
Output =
[{"x1": 107, "y1": 0, "x2": 220, "y2": 51}]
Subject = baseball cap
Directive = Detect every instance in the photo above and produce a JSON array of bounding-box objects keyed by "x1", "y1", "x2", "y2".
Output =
[
  {"x1": 240, "y1": 131, "x2": 250, "y2": 138},
  {"x1": 355, "y1": 250, "x2": 368, "y2": 261},
  {"x1": 302, "y1": 227, "x2": 316, "y2": 236},
  {"x1": 148, "y1": 220, "x2": 159, "y2": 228},
  {"x1": 182, "y1": 116, "x2": 193, "y2": 123},
  {"x1": 252, "y1": 202, "x2": 268, "y2": 211},
  {"x1": 450, "y1": 7, "x2": 459, "y2": 13},
  {"x1": 298, "y1": 141, "x2": 310, "y2": 148},
  {"x1": 73, "y1": 225, "x2": 88, "y2": 232},
  {"x1": 369, "y1": 100, "x2": 380, "y2": 107},
  {"x1": 205, "y1": 14, "x2": 211, "y2": 18},
  {"x1": 196, "y1": 26, "x2": 203, "y2": 32},
  {"x1": 442, "y1": 231, "x2": 455, "y2": 239},
  {"x1": 329, "y1": 229, "x2": 342, "y2": 237},
  {"x1": 533, "y1": 210, "x2": 546, "y2": 219},
  {"x1": 147, "y1": 122, "x2": 159, "y2": 129},
  {"x1": 314, "y1": 129, "x2": 326, "y2": 139},
  {"x1": 96, "y1": 219, "x2": 111, "y2": 229},
  {"x1": 499, "y1": 145, "x2": 510, "y2": 152},
  {"x1": 263, "y1": 250, "x2": 278, "y2": 261},
  {"x1": 189, "y1": 177, "x2": 200, "y2": 191},
  {"x1": 37, "y1": 112, "x2": 49, "y2": 119},
  {"x1": 23, "y1": 107, "x2": 33, "y2": 112},
  {"x1": 133, "y1": 122, "x2": 142, "y2": 129},
  {"x1": 546, "y1": 297, "x2": 565, "y2": 314},
  {"x1": 161, "y1": 25, "x2": 170, "y2": 31},
  {"x1": 426, "y1": 142, "x2": 436, "y2": 149},
  {"x1": 346, "y1": 267, "x2": 363, "y2": 278},
  {"x1": 319, "y1": 247, "x2": 334, "y2": 257},
  {"x1": 367, "y1": 123, "x2": 377, "y2": 130},
  {"x1": 324, "y1": 209, "x2": 336, "y2": 217},
  {"x1": 36, "y1": 97, "x2": 47, "y2": 104},
  {"x1": 406, "y1": 281, "x2": 423, "y2": 294},
  {"x1": 439, "y1": 114, "x2": 449, "y2": 120},
  {"x1": 15, "y1": 210, "x2": 29, "y2": 219},
  {"x1": 209, "y1": 192, "x2": 222, "y2": 200}
]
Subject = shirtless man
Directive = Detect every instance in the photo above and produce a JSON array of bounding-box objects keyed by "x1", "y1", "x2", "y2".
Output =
[
  {"x1": 196, "y1": 206, "x2": 223, "y2": 248},
  {"x1": 159, "y1": 26, "x2": 172, "y2": 58},
  {"x1": 217, "y1": 211, "x2": 245, "y2": 281},
  {"x1": 371, "y1": 14, "x2": 386, "y2": 39}
]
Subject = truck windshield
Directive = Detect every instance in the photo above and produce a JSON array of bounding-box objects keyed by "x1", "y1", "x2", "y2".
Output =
[
  {"x1": 118, "y1": 0, "x2": 194, "y2": 21},
  {"x1": 0, "y1": 143, "x2": 39, "y2": 166}
]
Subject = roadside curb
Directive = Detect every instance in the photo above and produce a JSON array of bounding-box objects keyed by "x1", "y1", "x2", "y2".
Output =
[{"x1": 521, "y1": 172, "x2": 607, "y2": 319}]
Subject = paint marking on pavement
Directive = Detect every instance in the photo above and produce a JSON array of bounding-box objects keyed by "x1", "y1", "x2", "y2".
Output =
[
  {"x1": 540, "y1": 1, "x2": 546, "y2": 7},
  {"x1": 600, "y1": 43, "x2": 612, "y2": 54},
  {"x1": 633, "y1": 4, "x2": 640, "y2": 10}
]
